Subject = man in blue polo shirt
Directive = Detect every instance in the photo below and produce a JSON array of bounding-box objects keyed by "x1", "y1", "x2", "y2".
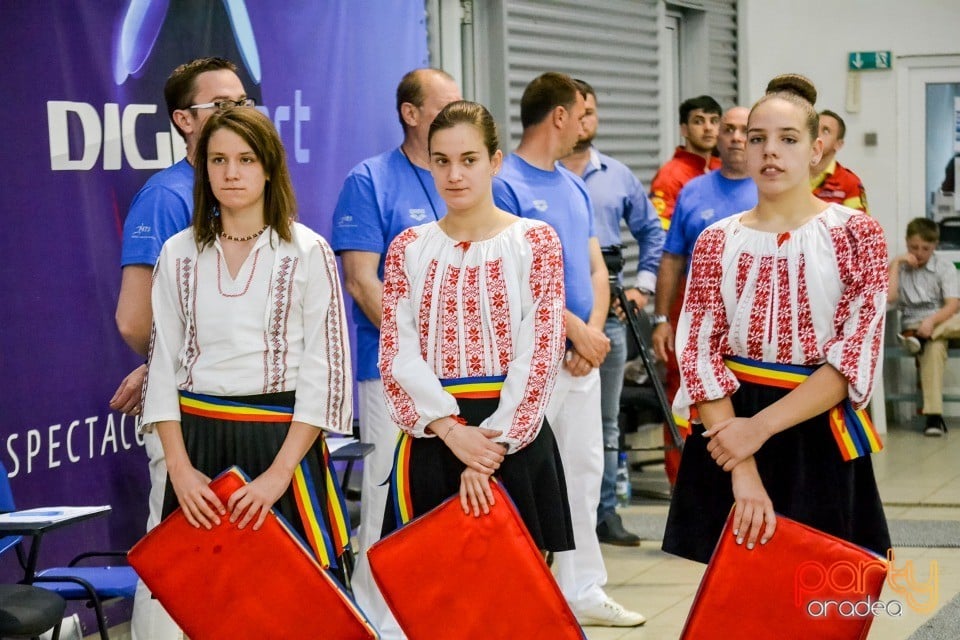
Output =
[
  {"x1": 331, "y1": 67, "x2": 461, "y2": 639},
  {"x1": 650, "y1": 106, "x2": 756, "y2": 455},
  {"x1": 560, "y1": 79, "x2": 664, "y2": 548},
  {"x1": 110, "y1": 57, "x2": 251, "y2": 640},
  {"x1": 493, "y1": 71, "x2": 645, "y2": 628}
]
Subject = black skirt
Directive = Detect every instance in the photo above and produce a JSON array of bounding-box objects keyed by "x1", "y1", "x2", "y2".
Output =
[
  {"x1": 662, "y1": 380, "x2": 891, "y2": 564},
  {"x1": 381, "y1": 397, "x2": 575, "y2": 552},
  {"x1": 162, "y1": 391, "x2": 350, "y2": 568}
]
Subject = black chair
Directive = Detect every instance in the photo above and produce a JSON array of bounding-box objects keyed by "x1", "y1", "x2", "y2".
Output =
[
  {"x1": 0, "y1": 583, "x2": 65, "y2": 640},
  {"x1": 0, "y1": 462, "x2": 137, "y2": 640}
]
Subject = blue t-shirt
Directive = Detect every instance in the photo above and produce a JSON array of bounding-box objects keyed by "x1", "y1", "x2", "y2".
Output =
[
  {"x1": 493, "y1": 154, "x2": 596, "y2": 323},
  {"x1": 120, "y1": 158, "x2": 194, "y2": 266},
  {"x1": 580, "y1": 148, "x2": 664, "y2": 292},
  {"x1": 331, "y1": 147, "x2": 446, "y2": 381},
  {"x1": 664, "y1": 171, "x2": 757, "y2": 260}
]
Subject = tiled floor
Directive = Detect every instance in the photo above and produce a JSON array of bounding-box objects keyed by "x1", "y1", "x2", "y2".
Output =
[{"x1": 589, "y1": 420, "x2": 960, "y2": 639}]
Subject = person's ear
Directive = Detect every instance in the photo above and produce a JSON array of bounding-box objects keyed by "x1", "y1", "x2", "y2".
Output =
[
  {"x1": 172, "y1": 109, "x2": 193, "y2": 136},
  {"x1": 400, "y1": 102, "x2": 419, "y2": 128},
  {"x1": 810, "y1": 136, "x2": 824, "y2": 167},
  {"x1": 835, "y1": 137, "x2": 845, "y2": 151},
  {"x1": 552, "y1": 105, "x2": 567, "y2": 130},
  {"x1": 490, "y1": 149, "x2": 504, "y2": 175}
]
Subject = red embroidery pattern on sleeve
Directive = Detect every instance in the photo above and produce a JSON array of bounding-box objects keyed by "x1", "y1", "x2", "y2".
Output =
[
  {"x1": 680, "y1": 228, "x2": 734, "y2": 403},
  {"x1": 827, "y1": 216, "x2": 888, "y2": 396},
  {"x1": 177, "y1": 257, "x2": 201, "y2": 388},
  {"x1": 418, "y1": 259, "x2": 438, "y2": 362},
  {"x1": 317, "y1": 240, "x2": 347, "y2": 429},
  {"x1": 509, "y1": 225, "x2": 566, "y2": 447},
  {"x1": 440, "y1": 264, "x2": 462, "y2": 378},
  {"x1": 380, "y1": 229, "x2": 420, "y2": 428},
  {"x1": 486, "y1": 258, "x2": 512, "y2": 372}
]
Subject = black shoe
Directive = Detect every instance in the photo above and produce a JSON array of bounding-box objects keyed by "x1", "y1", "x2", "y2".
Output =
[
  {"x1": 597, "y1": 513, "x2": 641, "y2": 547},
  {"x1": 924, "y1": 415, "x2": 947, "y2": 437}
]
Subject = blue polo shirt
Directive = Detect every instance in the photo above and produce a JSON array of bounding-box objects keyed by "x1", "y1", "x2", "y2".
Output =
[
  {"x1": 664, "y1": 170, "x2": 757, "y2": 261},
  {"x1": 579, "y1": 148, "x2": 664, "y2": 292},
  {"x1": 493, "y1": 153, "x2": 596, "y2": 323},
  {"x1": 331, "y1": 147, "x2": 446, "y2": 381},
  {"x1": 120, "y1": 158, "x2": 194, "y2": 267}
]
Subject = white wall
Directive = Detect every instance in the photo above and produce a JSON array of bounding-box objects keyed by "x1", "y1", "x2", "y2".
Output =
[
  {"x1": 741, "y1": 0, "x2": 960, "y2": 424},
  {"x1": 740, "y1": 0, "x2": 960, "y2": 248}
]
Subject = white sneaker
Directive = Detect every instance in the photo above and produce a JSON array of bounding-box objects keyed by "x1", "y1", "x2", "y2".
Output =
[{"x1": 575, "y1": 598, "x2": 646, "y2": 627}]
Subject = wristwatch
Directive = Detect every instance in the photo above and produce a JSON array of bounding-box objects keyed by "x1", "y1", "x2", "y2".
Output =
[{"x1": 651, "y1": 314, "x2": 670, "y2": 326}]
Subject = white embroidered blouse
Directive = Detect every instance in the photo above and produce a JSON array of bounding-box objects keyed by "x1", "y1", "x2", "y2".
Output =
[
  {"x1": 141, "y1": 222, "x2": 352, "y2": 434},
  {"x1": 674, "y1": 204, "x2": 888, "y2": 419},
  {"x1": 379, "y1": 218, "x2": 566, "y2": 453}
]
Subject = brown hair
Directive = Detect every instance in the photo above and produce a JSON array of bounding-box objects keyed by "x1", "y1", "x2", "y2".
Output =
[
  {"x1": 753, "y1": 73, "x2": 819, "y2": 141},
  {"x1": 192, "y1": 108, "x2": 295, "y2": 249},
  {"x1": 520, "y1": 72, "x2": 580, "y2": 129},
  {"x1": 906, "y1": 217, "x2": 940, "y2": 243},
  {"x1": 164, "y1": 57, "x2": 240, "y2": 137},
  {"x1": 428, "y1": 100, "x2": 500, "y2": 157}
]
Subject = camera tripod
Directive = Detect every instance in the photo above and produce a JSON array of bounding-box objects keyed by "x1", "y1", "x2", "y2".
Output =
[{"x1": 613, "y1": 284, "x2": 684, "y2": 457}]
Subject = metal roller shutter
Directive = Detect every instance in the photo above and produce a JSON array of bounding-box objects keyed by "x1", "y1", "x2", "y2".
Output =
[{"x1": 473, "y1": 0, "x2": 738, "y2": 282}]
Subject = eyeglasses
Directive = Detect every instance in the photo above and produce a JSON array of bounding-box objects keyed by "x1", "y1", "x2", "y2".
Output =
[{"x1": 186, "y1": 98, "x2": 256, "y2": 111}]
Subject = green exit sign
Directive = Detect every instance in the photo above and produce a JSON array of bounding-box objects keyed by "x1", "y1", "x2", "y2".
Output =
[{"x1": 848, "y1": 51, "x2": 892, "y2": 71}]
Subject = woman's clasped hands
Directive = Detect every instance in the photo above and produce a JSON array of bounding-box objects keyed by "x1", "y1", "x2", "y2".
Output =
[{"x1": 430, "y1": 416, "x2": 507, "y2": 517}]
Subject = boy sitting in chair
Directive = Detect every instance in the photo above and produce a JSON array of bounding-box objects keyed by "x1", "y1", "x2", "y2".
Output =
[{"x1": 889, "y1": 217, "x2": 960, "y2": 436}]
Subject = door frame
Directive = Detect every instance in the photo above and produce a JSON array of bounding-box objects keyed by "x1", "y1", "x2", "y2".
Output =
[{"x1": 897, "y1": 55, "x2": 960, "y2": 241}]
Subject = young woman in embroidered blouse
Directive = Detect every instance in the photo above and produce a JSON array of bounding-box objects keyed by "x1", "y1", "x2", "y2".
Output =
[
  {"x1": 141, "y1": 108, "x2": 353, "y2": 569},
  {"x1": 378, "y1": 101, "x2": 574, "y2": 552},
  {"x1": 662, "y1": 75, "x2": 891, "y2": 563}
]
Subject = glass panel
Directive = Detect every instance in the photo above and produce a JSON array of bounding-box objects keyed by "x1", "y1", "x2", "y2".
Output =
[{"x1": 926, "y1": 82, "x2": 960, "y2": 234}]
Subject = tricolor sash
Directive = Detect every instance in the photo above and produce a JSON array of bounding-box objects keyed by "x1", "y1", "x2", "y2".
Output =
[
  {"x1": 440, "y1": 375, "x2": 506, "y2": 399},
  {"x1": 723, "y1": 356, "x2": 883, "y2": 461},
  {"x1": 390, "y1": 376, "x2": 506, "y2": 526},
  {"x1": 177, "y1": 391, "x2": 350, "y2": 568}
]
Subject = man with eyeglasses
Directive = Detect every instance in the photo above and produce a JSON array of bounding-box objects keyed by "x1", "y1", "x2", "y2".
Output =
[{"x1": 109, "y1": 56, "x2": 251, "y2": 640}]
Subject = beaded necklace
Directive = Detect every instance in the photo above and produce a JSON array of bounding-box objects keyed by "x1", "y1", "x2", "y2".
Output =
[{"x1": 220, "y1": 224, "x2": 269, "y2": 242}]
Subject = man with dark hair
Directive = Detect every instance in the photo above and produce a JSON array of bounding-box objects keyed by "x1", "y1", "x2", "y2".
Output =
[
  {"x1": 109, "y1": 56, "x2": 251, "y2": 640},
  {"x1": 560, "y1": 79, "x2": 663, "y2": 548},
  {"x1": 493, "y1": 71, "x2": 645, "y2": 628},
  {"x1": 811, "y1": 109, "x2": 868, "y2": 212},
  {"x1": 649, "y1": 95, "x2": 722, "y2": 229},
  {"x1": 331, "y1": 67, "x2": 461, "y2": 640}
]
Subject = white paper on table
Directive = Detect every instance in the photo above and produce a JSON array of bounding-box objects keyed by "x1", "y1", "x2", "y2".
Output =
[
  {"x1": 0, "y1": 505, "x2": 111, "y2": 525},
  {"x1": 325, "y1": 437, "x2": 358, "y2": 454}
]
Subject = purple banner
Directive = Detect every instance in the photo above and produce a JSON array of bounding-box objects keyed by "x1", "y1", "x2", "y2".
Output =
[{"x1": 0, "y1": 0, "x2": 427, "y2": 585}]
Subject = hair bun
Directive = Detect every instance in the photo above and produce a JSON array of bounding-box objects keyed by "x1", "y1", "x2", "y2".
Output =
[{"x1": 764, "y1": 73, "x2": 817, "y2": 106}]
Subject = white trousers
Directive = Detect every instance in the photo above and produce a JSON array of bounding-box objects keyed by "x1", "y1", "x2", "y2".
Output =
[
  {"x1": 130, "y1": 432, "x2": 183, "y2": 640},
  {"x1": 350, "y1": 379, "x2": 406, "y2": 640},
  {"x1": 546, "y1": 367, "x2": 609, "y2": 611}
]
